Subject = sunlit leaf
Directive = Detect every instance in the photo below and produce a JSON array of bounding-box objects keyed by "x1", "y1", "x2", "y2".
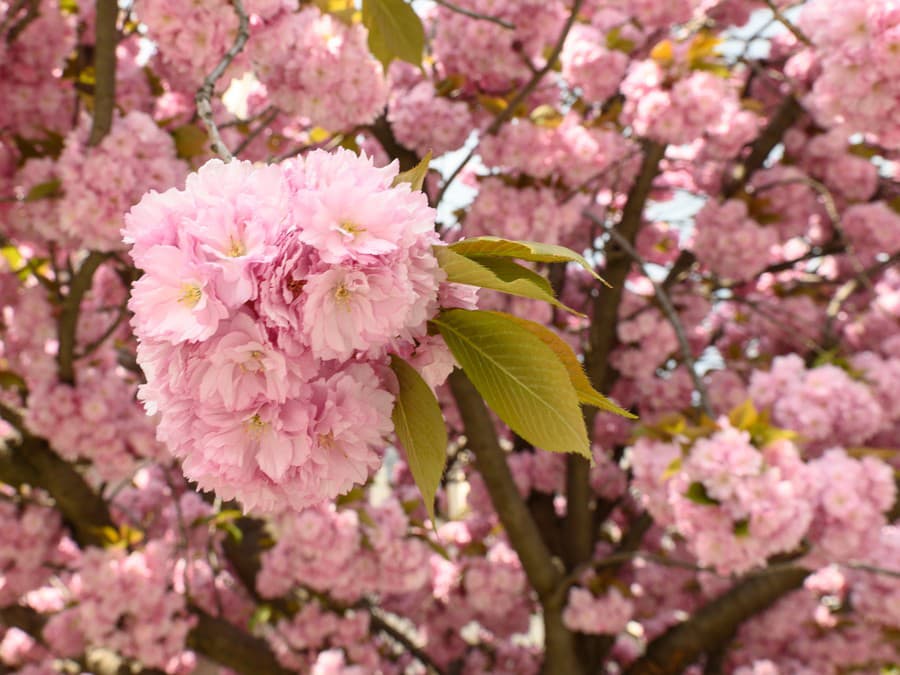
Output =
[
  {"x1": 362, "y1": 0, "x2": 425, "y2": 69},
  {"x1": 432, "y1": 309, "x2": 591, "y2": 459},
  {"x1": 448, "y1": 236, "x2": 609, "y2": 285},
  {"x1": 392, "y1": 151, "x2": 432, "y2": 192},
  {"x1": 390, "y1": 356, "x2": 448, "y2": 522},
  {"x1": 489, "y1": 311, "x2": 637, "y2": 418},
  {"x1": 434, "y1": 246, "x2": 585, "y2": 317}
]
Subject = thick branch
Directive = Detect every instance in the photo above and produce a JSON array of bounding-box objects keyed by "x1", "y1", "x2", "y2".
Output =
[
  {"x1": 187, "y1": 609, "x2": 292, "y2": 675},
  {"x1": 0, "y1": 436, "x2": 114, "y2": 547},
  {"x1": 723, "y1": 96, "x2": 802, "y2": 198},
  {"x1": 447, "y1": 370, "x2": 582, "y2": 675},
  {"x1": 624, "y1": 566, "x2": 809, "y2": 675},
  {"x1": 569, "y1": 142, "x2": 665, "y2": 574},
  {"x1": 448, "y1": 372, "x2": 559, "y2": 595},
  {"x1": 88, "y1": 0, "x2": 119, "y2": 146}
]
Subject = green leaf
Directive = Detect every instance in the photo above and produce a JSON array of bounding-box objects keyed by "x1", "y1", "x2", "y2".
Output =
[
  {"x1": 392, "y1": 151, "x2": 432, "y2": 192},
  {"x1": 362, "y1": 0, "x2": 425, "y2": 70},
  {"x1": 486, "y1": 311, "x2": 636, "y2": 419},
  {"x1": 733, "y1": 518, "x2": 750, "y2": 538},
  {"x1": 432, "y1": 309, "x2": 591, "y2": 459},
  {"x1": 433, "y1": 246, "x2": 585, "y2": 317},
  {"x1": 24, "y1": 179, "x2": 62, "y2": 202},
  {"x1": 390, "y1": 355, "x2": 449, "y2": 523},
  {"x1": 448, "y1": 236, "x2": 609, "y2": 286},
  {"x1": 685, "y1": 481, "x2": 720, "y2": 506}
]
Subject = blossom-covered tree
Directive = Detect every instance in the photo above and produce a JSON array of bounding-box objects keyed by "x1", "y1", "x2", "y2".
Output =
[{"x1": 1, "y1": 0, "x2": 899, "y2": 673}]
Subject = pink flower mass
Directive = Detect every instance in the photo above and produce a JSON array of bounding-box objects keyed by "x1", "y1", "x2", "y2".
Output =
[
  {"x1": 2, "y1": 0, "x2": 900, "y2": 673},
  {"x1": 126, "y1": 150, "x2": 441, "y2": 512}
]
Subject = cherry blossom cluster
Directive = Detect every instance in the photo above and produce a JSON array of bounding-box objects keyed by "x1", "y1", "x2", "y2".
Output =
[
  {"x1": 430, "y1": 0, "x2": 566, "y2": 94},
  {"x1": 0, "y1": 0, "x2": 75, "y2": 137},
  {"x1": 464, "y1": 177, "x2": 587, "y2": 246},
  {"x1": 479, "y1": 115, "x2": 639, "y2": 189},
  {"x1": 135, "y1": 0, "x2": 245, "y2": 92},
  {"x1": 126, "y1": 150, "x2": 444, "y2": 512},
  {"x1": 265, "y1": 602, "x2": 376, "y2": 673},
  {"x1": 43, "y1": 542, "x2": 195, "y2": 672},
  {"x1": 692, "y1": 198, "x2": 778, "y2": 281},
  {"x1": 798, "y1": 0, "x2": 900, "y2": 149},
  {"x1": 749, "y1": 354, "x2": 892, "y2": 452},
  {"x1": 387, "y1": 79, "x2": 474, "y2": 158},
  {"x1": 250, "y1": 5, "x2": 388, "y2": 131},
  {"x1": 57, "y1": 112, "x2": 188, "y2": 252},
  {"x1": 562, "y1": 586, "x2": 634, "y2": 635},
  {"x1": 621, "y1": 61, "x2": 738, "y2": 146},
  {"x1": 0, "y1": 498, "x2": 63, "y2": 606},
  {"x1": 257, "y1": 497, "x2": 432, "y2": 602},
  {"x1": 630, "y1": 423, "x2": 812, "y2": 575}
]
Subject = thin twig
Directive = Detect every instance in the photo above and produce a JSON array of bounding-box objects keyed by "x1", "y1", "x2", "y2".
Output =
[
  {"x1": 195, "y1": 0, "x2": 250, "y2": 161},
  {"x1": 823, "y1": 251, "x2": 900, "y2": 345},
  {"x1": 585, "y1": 209, "x2": 715, "y2": 417},
  {"x1": 763, "y1": 0, "x2": 812, "y2": 46},
  {"x1": 368, "y1": 606, "x2": 445, "y2": 675},
  {"x1": 233, "y1": 106, "x2": 279, "y2": 158},
  {"x1": 434, "y1": 0, "x2": 585, "y2": 206},
  {"x1": 75, "y1": 300, "x2": 129, "y2": 360},
  {"x1": 846, "y1": 562, "x2": 900, "y2": 580},
  {"x1": 432, "y1": 0, "x2": 514, "y2": 29}
]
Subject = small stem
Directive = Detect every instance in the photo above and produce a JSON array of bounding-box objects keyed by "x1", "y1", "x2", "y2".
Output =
[
  {"x1": 585, "y1": 210, "x2": 715, "y2": 418},
  {"x1": 434, "y1": 0, "x2": 585, "y2": 206},
  {"x1": 763, "y1": 0, "x2": 812, "y2": 46},
  {"x1": 432, "y1": 0, "x2": 515, "y2": 29},
  {"x1": 195, "y1": 0, "x2": 250, "y2": 161}
]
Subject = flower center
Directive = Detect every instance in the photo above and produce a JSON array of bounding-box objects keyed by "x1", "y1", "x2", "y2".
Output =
[
  {"x1": 178, "y1": 284, "x2": 202, "y2": 308},
  {"x1": 333, "y1": 282, "x2": 352, "y2": 306},
  {"x1": 245, "y1": 414, "x2": 268, "y2": 440},
  {"x1": 338, "y1": 221, "x2": 366, "y2": 239},
  {"x1": 240, "y1": 350, "x2": 266, "y2": 373},
  {"x1": 227, "y1": 236, "x2": 247, "y2": 258}
]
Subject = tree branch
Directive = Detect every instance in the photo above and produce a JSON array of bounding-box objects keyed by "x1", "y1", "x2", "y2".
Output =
[
  {"x1": 195, "y1": 0, "x2": 250, "y2": 161},
  {"x1": 723, "y1": 95, "x2": 802, "y2": 198},
  {"x1": 570, "y1": 141, "x2": 665, "y2": 574},
  {"x1": 187, "y1": 608, "x2": 292, "y2": 675},
  {"x1": 623, "y1": 566, "x2": 809, "y2": 675},
  {"x1": 57, "y1": 251, "x2": 109, "y2": 385},
  {"x1": 432, "y1": 0, "x2": 514, "y2": 29},
  {"x1": 586, "y1": 210, "x2": 714, "y2": 417},
  {"x1": 435, "y1": 0, "x2": 585, "y2": 206},
  {"x1": 763, "y1": 0, "x2": 812, "y2": 46},
  {"x1": 447, "y1": 370, "x2": 583, "y2": 675},
  {"x1": 368, "y1": 607, "x2": 445, "y2": 675},
  {"x1": 88, "y1": 0, "x2": 119, "y2": 146}
]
